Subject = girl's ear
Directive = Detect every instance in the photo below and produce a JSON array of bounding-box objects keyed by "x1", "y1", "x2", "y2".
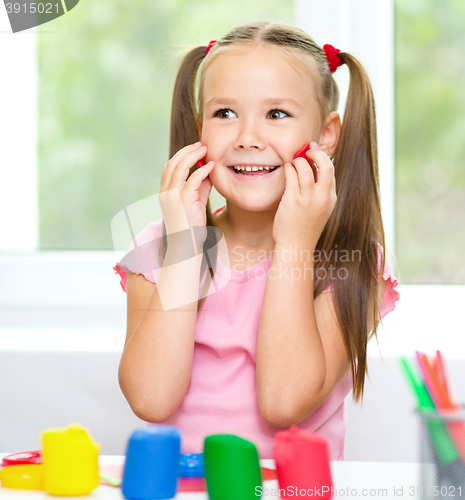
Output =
[{"x1": 319, "y1": 112, "x2": 341, "y2": 156}]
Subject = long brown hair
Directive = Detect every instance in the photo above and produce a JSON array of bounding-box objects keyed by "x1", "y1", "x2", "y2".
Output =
[{"x1": 163, "y1": 21, "x2": 386, "y2": 402}]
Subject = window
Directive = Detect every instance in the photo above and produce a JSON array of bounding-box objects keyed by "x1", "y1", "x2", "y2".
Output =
[{"x1": 395, "y1": 0, "x2": 465, "y2": 284}]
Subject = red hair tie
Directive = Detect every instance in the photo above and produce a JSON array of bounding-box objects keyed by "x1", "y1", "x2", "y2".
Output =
[
  {"x1": 323, "y1": 44, "x2": 344, "y2": 73},
  {"x1": 206, "y1": 40, "x2": 217, "y2": 56}
]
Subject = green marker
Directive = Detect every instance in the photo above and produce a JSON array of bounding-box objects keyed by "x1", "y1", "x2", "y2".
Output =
[
  {"x1": 399, "y1": 356, "x2": 459, "y2": 464},
  {"x1": 204, "y1": 434, "x2": 262, "y2": 500}
]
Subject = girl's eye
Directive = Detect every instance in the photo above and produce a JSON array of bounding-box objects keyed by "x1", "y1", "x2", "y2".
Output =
[
  {"x1": 269, "y1": 109, "x2": 289, "y2": 119},
  {"x1": 214, "y1": 109, "x2": 237, "y2": 119}
]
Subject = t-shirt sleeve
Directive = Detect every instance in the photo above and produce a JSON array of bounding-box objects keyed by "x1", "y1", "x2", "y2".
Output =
[
  {"x1": 113, "y1": 219, "x2": 165, "y2": 293},
  {"x1": 378, "y1": 250, "x2": 400, "y2": 320},
  {"x1": 320, "y1": 244, "x2": 400, "y2": 320}
]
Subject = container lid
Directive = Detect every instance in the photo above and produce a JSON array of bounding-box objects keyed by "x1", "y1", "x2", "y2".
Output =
[{"x1": 1, "y1": 451, "x2": 42, "y2": 467}]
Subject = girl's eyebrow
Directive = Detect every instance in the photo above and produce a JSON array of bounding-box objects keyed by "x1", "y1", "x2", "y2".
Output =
[
  {"x1": 263, "y1": 98, "x2": 302, "y2": 109},
  {"x1": 205, "y1": 97, "x2": 302, "y2": 109},
  {"x1": 205, "y1": 98, "x2": 237, "y2": 108}
]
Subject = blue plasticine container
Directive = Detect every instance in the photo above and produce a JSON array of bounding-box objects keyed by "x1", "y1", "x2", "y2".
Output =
[{"x1": 122, "y1": 426, "x2": 181, "y2": 499}]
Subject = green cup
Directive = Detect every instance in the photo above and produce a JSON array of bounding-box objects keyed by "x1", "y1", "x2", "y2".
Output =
[{"x1": 204, "y1": 434, "x2": 262, "y2": 500}]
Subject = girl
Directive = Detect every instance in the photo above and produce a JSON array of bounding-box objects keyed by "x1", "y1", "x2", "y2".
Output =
[{"x1": 114, "y1": 21, "x2": 400, "y2": 460}]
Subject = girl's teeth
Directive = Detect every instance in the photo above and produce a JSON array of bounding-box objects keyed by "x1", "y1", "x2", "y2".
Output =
[{"x1": 233, "y1": 165, "x2": 276, "y2": 172}]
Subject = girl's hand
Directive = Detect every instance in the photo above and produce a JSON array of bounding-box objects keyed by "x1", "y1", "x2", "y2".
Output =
[
  {"x1": 272, "y1": 142, "x2": 337, "y2": 249},
  {"x1": 159, "y1": 142, "x2": 214, "y2": 240}
]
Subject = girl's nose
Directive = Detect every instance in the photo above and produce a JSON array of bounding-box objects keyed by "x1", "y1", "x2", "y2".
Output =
[{"x1": 233, "y1": 120, "x2": 266, "y2": 150}]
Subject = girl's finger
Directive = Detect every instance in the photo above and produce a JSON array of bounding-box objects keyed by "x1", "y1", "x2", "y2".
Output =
[
  {"x1": 185, "y1": 161, "x2": 214, "y2": 194},
  {"x1": 168, "y1": 142, "x2": 203, "y2": 167},
  {"x1": 161, "y1": 142, "x2": 205, "y2": 188},
  {"x1": 292, "y1": 157, "x2": 315, "y2": 196},
  {"x1": 170, "y1": 146, "x2": 208, "y2": 187},
  {"x1": 283, "y1": 163, "x2": 300, "y2": 195},
  {"x1": 305, "y1": 148, "x2": 335, "y2": 190},
  {"x1": 197, "y1": 163, "x2": 214, "y2": 203},
  {"x1": 182, "y1": 161, "x2": 214, "y2": 214}
]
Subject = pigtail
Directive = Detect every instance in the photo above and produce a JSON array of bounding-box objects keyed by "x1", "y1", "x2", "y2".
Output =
[
  {"x1": 169, "y1": 46, "x2": 205, "y2": 157},
  {"x1": 316, "y1": 52, "x2": 386, "y2": 401},
  {"x1": 161, "y1": 46, "x2": 219, "y2": 312}
]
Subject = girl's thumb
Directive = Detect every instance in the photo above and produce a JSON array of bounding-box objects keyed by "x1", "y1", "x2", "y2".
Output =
[{"x1": 190, "y1": 161, "x2": 214, "y2": 188}]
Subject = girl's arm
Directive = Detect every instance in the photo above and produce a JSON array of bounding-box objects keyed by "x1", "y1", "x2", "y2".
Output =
[
  {"x1": 256, "y1": 245, "x2": 385, "y2": 428},
  {"x1": 118, "y1": 142, "x2": 214, "y2": 423},
  {"x1": 118, "y1": 247, "x2": 203, "y2": 423}
]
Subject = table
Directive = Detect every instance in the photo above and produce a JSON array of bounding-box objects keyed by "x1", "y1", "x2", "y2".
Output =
[{"x1": 0, "y1": 455, "x2": 423, "y2": 499}]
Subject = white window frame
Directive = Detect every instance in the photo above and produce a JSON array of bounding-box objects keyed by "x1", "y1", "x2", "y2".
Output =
[{"x1": 1, "y1": 0, "x2": 464, "y2": 356}]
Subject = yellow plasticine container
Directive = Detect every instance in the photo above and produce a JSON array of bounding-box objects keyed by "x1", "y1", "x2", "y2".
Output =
[
  {"x1": 41, "y1": 423, "x2": 100, "y2": 496},
  {"x1": 0, "y1": 464, "x2": 44, "y2": 489}
]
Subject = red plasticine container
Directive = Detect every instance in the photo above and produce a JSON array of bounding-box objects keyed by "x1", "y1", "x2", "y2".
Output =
[{"x1": 273, "y1": 426, "x2": 333, "y2": 499}]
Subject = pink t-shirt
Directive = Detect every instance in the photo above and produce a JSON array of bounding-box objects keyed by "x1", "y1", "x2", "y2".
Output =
[{"x1": 114, "y1": 204, "x2": 400, "y2": 460}]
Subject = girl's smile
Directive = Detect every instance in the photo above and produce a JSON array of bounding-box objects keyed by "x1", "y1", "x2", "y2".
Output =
[{"x1": 228, "y1": 163, "x2": 282, "y2": 180}]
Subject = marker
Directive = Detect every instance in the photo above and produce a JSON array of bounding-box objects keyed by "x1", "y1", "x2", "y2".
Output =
[
  {"x1": 399, "y1": 356, "x2": 458, "y2": 463},
  {"x1": 436, "y1": 350, "x2": 454, "y2": 405},
  {"x1": 400, "y1": 355, "x2": 465, "y2": 491},
  {"x1": 416, "y1": 352, "x2": 449, "y2": 408}
]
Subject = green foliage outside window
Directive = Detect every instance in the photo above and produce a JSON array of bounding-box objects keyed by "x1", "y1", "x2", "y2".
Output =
[{"x1": 395, "y1": 0, "x2": 465, "y2": 283}]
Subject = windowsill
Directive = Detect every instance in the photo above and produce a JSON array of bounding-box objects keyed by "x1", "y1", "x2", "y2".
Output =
[
  {"x1": 0, "y1": 251, "x2": 128, "y2": 351},
  {"x1": 1, "y1": 273, "x2": 464, "y2": 354},
  {"x1": 0, "y1": 251, "x2": 126, "y2": 309},
  {"x1": 368, "y1": 283, "x2": 465, "y2": 357},
  {"x1": 0, "y1": 306, "x2": 126, "y2": 352}
]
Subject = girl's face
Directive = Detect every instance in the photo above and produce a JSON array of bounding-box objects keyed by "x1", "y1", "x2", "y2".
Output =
[{"x1": 199, "y1": 45, "x2": 329, "y2": 211}]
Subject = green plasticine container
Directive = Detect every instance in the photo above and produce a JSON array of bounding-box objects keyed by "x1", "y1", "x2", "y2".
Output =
[{"x1": 204, "y1": 434, "x2": 262, "y2": 500}]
